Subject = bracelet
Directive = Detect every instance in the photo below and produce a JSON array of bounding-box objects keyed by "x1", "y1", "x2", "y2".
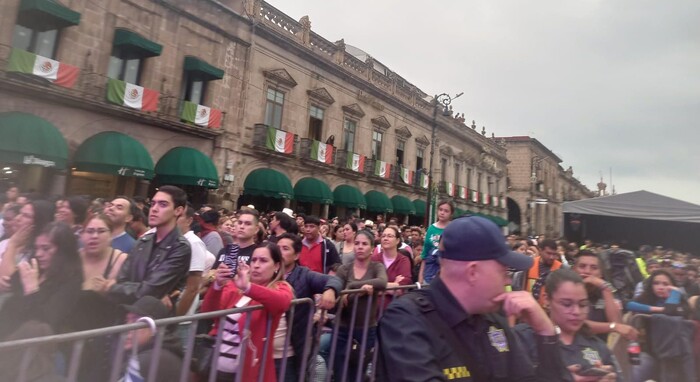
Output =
[
  {"x1": 600, "y1": 282, "x2": 613, "y2": 291},
  {"x1": 609, "y1": 322, "x2": 617, "y2": 333},
  {"x1": 536, "y1": 333, "x2": 560, "y2": 345}
]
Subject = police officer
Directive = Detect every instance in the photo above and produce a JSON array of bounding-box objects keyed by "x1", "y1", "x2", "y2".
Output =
[{"x1": 377, "y1": 216, "x2": 568, "y2": 381}]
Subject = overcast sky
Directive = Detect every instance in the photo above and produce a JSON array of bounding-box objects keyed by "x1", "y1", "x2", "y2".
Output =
[{"x1": 278, "y1": 1, "x2": 700, "y2": 204}]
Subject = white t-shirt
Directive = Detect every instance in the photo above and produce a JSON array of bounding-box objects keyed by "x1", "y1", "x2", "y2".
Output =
[{"x1": 182, "y1": 230, "x2": 211, "y2": 316}]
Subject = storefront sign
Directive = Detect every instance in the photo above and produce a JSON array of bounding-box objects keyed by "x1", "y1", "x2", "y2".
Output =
[
  {"x1": 23, "y1": 155, "x2": 56, "y2": 168},
  {"x1": 117, "y1": 167, "x2": 147, "y2": 177},
  {"x1": 197, "y1": 178, "x2": 218, "y2": 188}
]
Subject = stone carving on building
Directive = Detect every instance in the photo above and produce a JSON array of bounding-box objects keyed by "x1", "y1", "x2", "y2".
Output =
[
  {"x1": 262, "y1": 68, "x2": 298, "y2": 88},
  {"x1": 342, "y1": 103, "x2": 366, "y2": 119},
  {"x1": 307, "y1": 87, "x2": 335, "y2": 105},
  {"x1": 371, "y1": 116, "x2": 391, "y2": 132},
  {"x1": 415, "y1": 135, "x2": 430, "y2": 148},
  {"x1": 395, "y1": 125, "x2": 413, "y2": 140}
]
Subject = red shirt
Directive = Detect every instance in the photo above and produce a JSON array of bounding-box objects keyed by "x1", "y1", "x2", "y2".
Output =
[
  {"x1": 300, "y1": 236, "x2": 324, "y2": 273},
  {"x1": 201, "y1": 282, "x2": 293, "y2": 382}
]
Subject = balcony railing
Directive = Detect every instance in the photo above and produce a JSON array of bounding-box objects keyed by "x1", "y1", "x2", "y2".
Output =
[
  {"x1": 0, "y1": 44, "x2": 223, "y2": 137},
  {"x1": 299, "y1": 138, "x2": 336, "y2": 166},
  {"x1": 253, "y1": 124, "x2": 298, "y2": 156}
]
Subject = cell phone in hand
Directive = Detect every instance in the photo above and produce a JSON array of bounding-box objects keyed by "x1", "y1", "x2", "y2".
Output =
[
  {"x1": 578, "y1": 367, "x2": 609, "y2": 377},
  {"x1": 222, "y1": 244, "x2": 240, "y2": 278}
]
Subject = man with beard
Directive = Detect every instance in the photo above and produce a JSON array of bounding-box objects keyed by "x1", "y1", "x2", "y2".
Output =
[{"x1": 524, "y1": 239, "x2": 562, "y2": 306}]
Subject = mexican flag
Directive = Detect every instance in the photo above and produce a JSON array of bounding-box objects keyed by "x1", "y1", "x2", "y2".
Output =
[
  {"x1": 7, "y1": 48, "x2": 79, "y2": 88},
  {"x1": 482, "y1": 193, "x2": 490, "y2": 205},
  {"x1": 346, "y1": 152, "x2": 365, "y2": 172},
  {"x1": 265, "y1": 127, "x2": 294, "y2": 153},
  {"x1": 445, "y1": 182, "x2": 455, "y2": 197},
  {"x1": 420, "y1": 173, "x2": 429, "y2": 189},
  {"x1": 107, "y1": 78, "x2": 158, "y2": 111},
  {"x1": 400, "y1": 167, "x2": 413, "y2": 185},
  {"x1": 492, "y1": 196, "x2": 499, "y2": 206},
  {"x1": 459, "y1": 186, "x2": 468, "y2": 200},
  {"x1": 181, "y1": 100, "x2": 222, "y2": 128},
  {"x1": 310, "y1": 140, "x2": 333, "y2": 164},
  {"x1": 375, "y1": 160, "x2": 391, "y2": 179},
  {"x1": 471, "y1": 190, "x2": 479, "y2": 203}
]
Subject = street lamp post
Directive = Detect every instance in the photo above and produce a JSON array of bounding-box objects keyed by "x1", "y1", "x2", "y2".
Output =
[{"x1": 424, "y1": 92, "x2": 463, "y2": 226}]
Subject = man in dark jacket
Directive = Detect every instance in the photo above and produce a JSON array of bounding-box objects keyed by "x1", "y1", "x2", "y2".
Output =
[
  {"x1": 277, "y1": 232, "x2": 341, "y2": 381},
  {"x1": 107, "y1": 186, "x2": 191, "y2": 305},
  {"x1": 378, "y1": 216, "x2": 568, "y2": 381},
  {"x1": 299, "y1": 215, "x2": 340, "y2": 274}
]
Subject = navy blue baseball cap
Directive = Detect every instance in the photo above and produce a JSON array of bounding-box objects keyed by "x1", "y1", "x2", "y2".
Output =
[{"x1": 440, "y1": 216, "x2": 533, "y2": 271}]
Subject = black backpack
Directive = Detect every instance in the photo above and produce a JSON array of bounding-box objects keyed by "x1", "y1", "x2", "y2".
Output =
[{"x1": 598, "y1": 249, "x2": 644, "y2": 303}]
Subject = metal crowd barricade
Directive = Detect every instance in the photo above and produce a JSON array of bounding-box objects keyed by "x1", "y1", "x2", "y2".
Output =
[{"x1": 0, "y1": 284, "x2": 423, "y2": 382}]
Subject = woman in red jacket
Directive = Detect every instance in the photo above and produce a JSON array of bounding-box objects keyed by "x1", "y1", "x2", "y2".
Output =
[{"x1": 201, "y1": 242, "x2": 293, "y2": 382}]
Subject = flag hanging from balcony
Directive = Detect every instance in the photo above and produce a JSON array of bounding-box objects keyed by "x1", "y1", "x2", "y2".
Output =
[
  {"x1": 459, "y1": 186, "x2": 468, "y2": 199},
  {"x1": 7, "y1": 48, "x2": 79, "y2": 88},
  {"x1": 492, "y1": 196, "x2": 499, "y2": 206},
  {"x1": 420, "y1": 173, "x2": 429, "y2": 189},
  {"x1": 482, "y1": 193, "x2": 490, "y2": 205},
  {"x1": 181, "y1": 101, "x2": 222, "y2": 128},
  {"x1": 375, "y1": 160, "x2": 391, "y2": 179},
  {"x1": 107, "y1": 78, "x2": 159, "y2": 111},
  {"x1": 266, "y1": 127, "x2": 294, "y2": 153},
  {"x1": 346, "y1": 152, "x2": 365, "y2": 172},
  {"x1": 310, "y1": 140, "x2": 333, "y2": 164},
  {"x1": 400, "y1": 167, "x2": 413, "y2": 184},
  {"x1": 471, "y1": 190, "x2": 479, "y2": 203},
  {"x1": 445, "y1": 182, "x2": 455, "y2": 197}
]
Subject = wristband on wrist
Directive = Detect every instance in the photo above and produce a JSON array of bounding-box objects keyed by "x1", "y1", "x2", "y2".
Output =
[{"x1": 609, "y1": 322, "x2": 617, "y2": 333}]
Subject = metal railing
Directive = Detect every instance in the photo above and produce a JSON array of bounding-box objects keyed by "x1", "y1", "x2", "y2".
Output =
[{"x1": 0, "y1": 284, "x2": 422, "y2": 382}]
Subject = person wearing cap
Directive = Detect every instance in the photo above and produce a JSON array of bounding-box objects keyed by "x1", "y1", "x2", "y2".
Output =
[
  {"x1": 377, "y1": 216, "x2": 567, "y2": 381},
  {"x1": 121, "y1": 296, "x2": 183, "y2": 382}
]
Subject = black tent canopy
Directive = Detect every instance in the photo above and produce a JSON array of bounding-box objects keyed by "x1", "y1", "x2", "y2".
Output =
[{"x1": 562, "y1": 190, "x2": 700, "y2": 253}]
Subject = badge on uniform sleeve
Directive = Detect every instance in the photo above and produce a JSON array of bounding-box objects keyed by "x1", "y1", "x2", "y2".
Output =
[{"x1": 487, "y1": 326, "x2": 509, "y2": 352}]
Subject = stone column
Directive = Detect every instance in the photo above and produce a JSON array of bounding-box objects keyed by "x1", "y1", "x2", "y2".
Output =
[
  {"x1": 135, "y1": 180, "x2": 150, "y2": 198},
  {"x1": 321, "y1": 204, "x2": 329, "y2": 220}
]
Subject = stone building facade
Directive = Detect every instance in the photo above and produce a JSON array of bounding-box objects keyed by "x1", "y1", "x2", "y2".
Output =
[
  {"x1": 499, "y1": 136, "x2": 594, "y2": 238},
  {"x1": 0, "y1": 0, "x2": 507, "y2": 222}
]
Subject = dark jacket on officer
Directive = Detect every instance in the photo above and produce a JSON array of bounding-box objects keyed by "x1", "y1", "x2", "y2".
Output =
[{"x1": 377, "y1": 277, "x2": 568, "y2": 381}]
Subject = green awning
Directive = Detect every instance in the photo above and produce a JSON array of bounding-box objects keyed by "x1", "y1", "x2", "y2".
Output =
[
  {"x1": 333, "y1": 185, "x2": 366, "y2": 209},
  {"x1": 0, "y1": 112, "x2": 68, "y2": 169},
  {"x1": 489, "y1": 215, "x2": 509, "y2": 227},
  {"x1": 184, "y1": 56, "x2": 224, "y2": 81},
  {"x1": 155, "y1": 147, "x2": 218, "y2": 189},
  {"x1": 17, "y1": 0, "x2": 81, "y2": 31},
  {"x1": 391, "y1": 195, "x2": 415, "y2": 215},
  {"x1": 243, "y1": 168, "x2": 293, "y2": 199},
  {"x1": 113, "y1": 28, "x2": 162, "y2": 57},
  {"x1": 294, "y1": 178, "x2": 333, "y2": 204},
  {"x1": 73, "y1": 131, "x2": 154, "y2": 178},
  {"x1": 365, "y1": 190, "x2": 393, "y2": 213},
  {"x1": 412, "y1": 199, "x2": 426, "y2": 217}
]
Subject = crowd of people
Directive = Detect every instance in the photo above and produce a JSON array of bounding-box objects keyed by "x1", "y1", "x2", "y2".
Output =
[{"x1": 0, "y1": 184, "x2": 699, "y2": 381}]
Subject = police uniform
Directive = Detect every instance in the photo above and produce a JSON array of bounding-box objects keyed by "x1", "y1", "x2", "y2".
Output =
[{"x1": 378, "y1": 277, "x2": 568, "y2": 381}]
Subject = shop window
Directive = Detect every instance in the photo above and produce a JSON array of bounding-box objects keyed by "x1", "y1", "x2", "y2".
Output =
[
  {"x1": 264, "y1": 87, "x2": 284, "y2": 129},
  {"x1": 371, "y1": 130, "x2": 383, "y2": 160},
  {"x1": 12, "y1": 25, "x2": 58, "y2": 58},
  {"x1": 396, "y1": 140, "x2": 405, "y2": 167},
  {"x1": 308, "y1": 105, "x2": 324, "y2": 141},
  {"x1": 343, "y1": 119, "x2": 356, "y2": 153},
  {"x1": 416, "y1": 147, "x2": 424, "y2": 172},
  {"x1": 107, "y1": 46, "x2": 144, "y2": 84}
]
